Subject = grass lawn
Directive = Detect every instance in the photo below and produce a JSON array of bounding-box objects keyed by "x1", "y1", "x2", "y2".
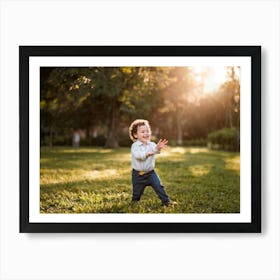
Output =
[{"x1": 40, "y1": 146, "x2": 240, "y2": 214}]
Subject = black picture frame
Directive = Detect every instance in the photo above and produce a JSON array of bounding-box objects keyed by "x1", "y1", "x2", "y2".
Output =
[{"x1": 20, "y1": 46, "x2": 261, "y2": 233}]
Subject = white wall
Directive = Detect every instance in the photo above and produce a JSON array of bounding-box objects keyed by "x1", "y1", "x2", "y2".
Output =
[{"x1": 0, "y1": 0, "x2": 279, "y2": 279}]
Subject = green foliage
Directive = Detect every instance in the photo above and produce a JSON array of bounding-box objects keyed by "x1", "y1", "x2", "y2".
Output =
[
  {"x1": 80, "y1": 135, "x2": 106, "y2": 146},
  {"x1": 40, "y1": 66, "x2": 240, "y2": 148},
  {"x1": 183, "y1": 139, "x2": 207, "y2": 147},
  {"x1": 41, "y1": 67, "x2": 171, "y2": 148},
  {"x1": 208, "y1": 128, "x2": 240, "y2": 151},
  {"x1": 167, "y1": 139, "x2": 207, "y2": 147},
  {"x1": 118, "y1": 132, "x2": 133, "y2": 147},
  {"x1": 40, "y1": 147, "x2": 240, "y2": 214},
  {"x1": 52, "y1": 135, "x2": 72, "y2": 146}
]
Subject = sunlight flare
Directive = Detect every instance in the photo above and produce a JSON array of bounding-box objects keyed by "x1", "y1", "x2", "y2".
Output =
[
  {"x1": 83, "y1": 168, "x2": 129, "y2": 181},
  {"x1": 192, "y1": 66, "x2": 235, "y2": 94},
  {"x1": 189, "y1": 164, "x2": 212, "y2": 177}
]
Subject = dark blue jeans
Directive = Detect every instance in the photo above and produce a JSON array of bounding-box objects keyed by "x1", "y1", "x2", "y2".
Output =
[{"x1": 132, "y1": 169, "x2": 170, "y2": 204}]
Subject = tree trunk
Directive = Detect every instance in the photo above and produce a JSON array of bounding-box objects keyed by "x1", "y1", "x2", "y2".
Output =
[
  {"x1": 176, "y1": 118, "x2": 183, "y2": 145},
  {"x1": 49, "y1": 126, "x2": 53, "y2": 147},
  {"x1": 104, "y1": 101, "x2": 120, "y2": 148},
  {"x1": 226, "y1": 100, "x2": 233, "y2": 128},
  {"x1": 86, "y1": 127, "x2": 92, "y2": 145}
]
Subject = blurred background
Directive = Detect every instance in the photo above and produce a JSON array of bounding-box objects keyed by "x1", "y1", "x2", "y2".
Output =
[{"x1": 40, "y1": 66, "x2": 240, "y2": 151}]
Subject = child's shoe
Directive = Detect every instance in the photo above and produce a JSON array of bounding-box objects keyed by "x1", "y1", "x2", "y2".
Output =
[
  {"x1": 130, "y1": 200, "x2": 139, "y2": 206},
  {"x1": 164, "y1": 201, "x2": 177, "y2": 207}
]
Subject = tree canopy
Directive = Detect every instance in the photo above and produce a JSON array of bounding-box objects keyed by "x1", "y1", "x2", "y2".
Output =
[{"x1": 40, "y1": 66, "x2": 240, "y2": 149}]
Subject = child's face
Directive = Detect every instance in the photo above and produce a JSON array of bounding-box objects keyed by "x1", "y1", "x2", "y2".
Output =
[{"x1": 134, "y1": 125, "x2": 150, "y2": 144}]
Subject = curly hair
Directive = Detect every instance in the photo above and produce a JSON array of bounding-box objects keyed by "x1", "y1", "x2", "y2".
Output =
[{"x1": 128, "y1": 119, "x2": 151, "y2": 142}]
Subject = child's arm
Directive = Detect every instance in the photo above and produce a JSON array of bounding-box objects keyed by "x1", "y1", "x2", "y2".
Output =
[
  {"x1": 146, "y1": 139, "x2": 168, "y2": 157},
  {"x1": 132, "y1": 139, "x2": 168, "y2": 159},
  {"x1": 156, "y1": 139, "x2": 168, "y2": 150},
  {"x1": 131, "y1": 145, "x2": 155, "y2": 160},
  {"x1": 131, "y1": 145, "x2": 147, "y2": 160}
]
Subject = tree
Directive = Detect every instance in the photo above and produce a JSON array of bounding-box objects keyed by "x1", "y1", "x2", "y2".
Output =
[
  {"x1": 40, "y1": 67, "x2": 170, "y2": 148},
  {"x1": 40, "y1": 67, "x2": 75, "y2": 146},
  {"x1": 218, "y1": 66, "x2": 240, "y2": 128},
  {"x1": 162, "y1": 67, "x2": 198, "y2": 145}
]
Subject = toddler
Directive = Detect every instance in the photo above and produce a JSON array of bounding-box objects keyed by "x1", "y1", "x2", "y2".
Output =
[{"x1": 129, "y1": 119, "x2": 177, "y2": 207}]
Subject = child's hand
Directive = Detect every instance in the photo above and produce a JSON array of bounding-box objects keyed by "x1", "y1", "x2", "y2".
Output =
[
  {"x1": 156, "y1": 139, "x2": 168, "y2": 151},
  {"x1": 146, "y1": 151, "x2": 155, "y2": 157}
]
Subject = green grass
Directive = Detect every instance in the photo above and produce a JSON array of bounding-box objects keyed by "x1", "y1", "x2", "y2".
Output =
[{"x1": 40, "y1": 146, "x2": 240, "y2": 214}]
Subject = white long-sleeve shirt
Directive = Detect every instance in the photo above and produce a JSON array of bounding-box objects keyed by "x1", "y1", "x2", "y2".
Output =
[{"x1": 131, "y1": 140, "x2": 160, "y2": 172}]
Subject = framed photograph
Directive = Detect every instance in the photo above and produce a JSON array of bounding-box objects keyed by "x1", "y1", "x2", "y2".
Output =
[{"x1": 20, "y1": 46, "x2": 261, "y2": 233}]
